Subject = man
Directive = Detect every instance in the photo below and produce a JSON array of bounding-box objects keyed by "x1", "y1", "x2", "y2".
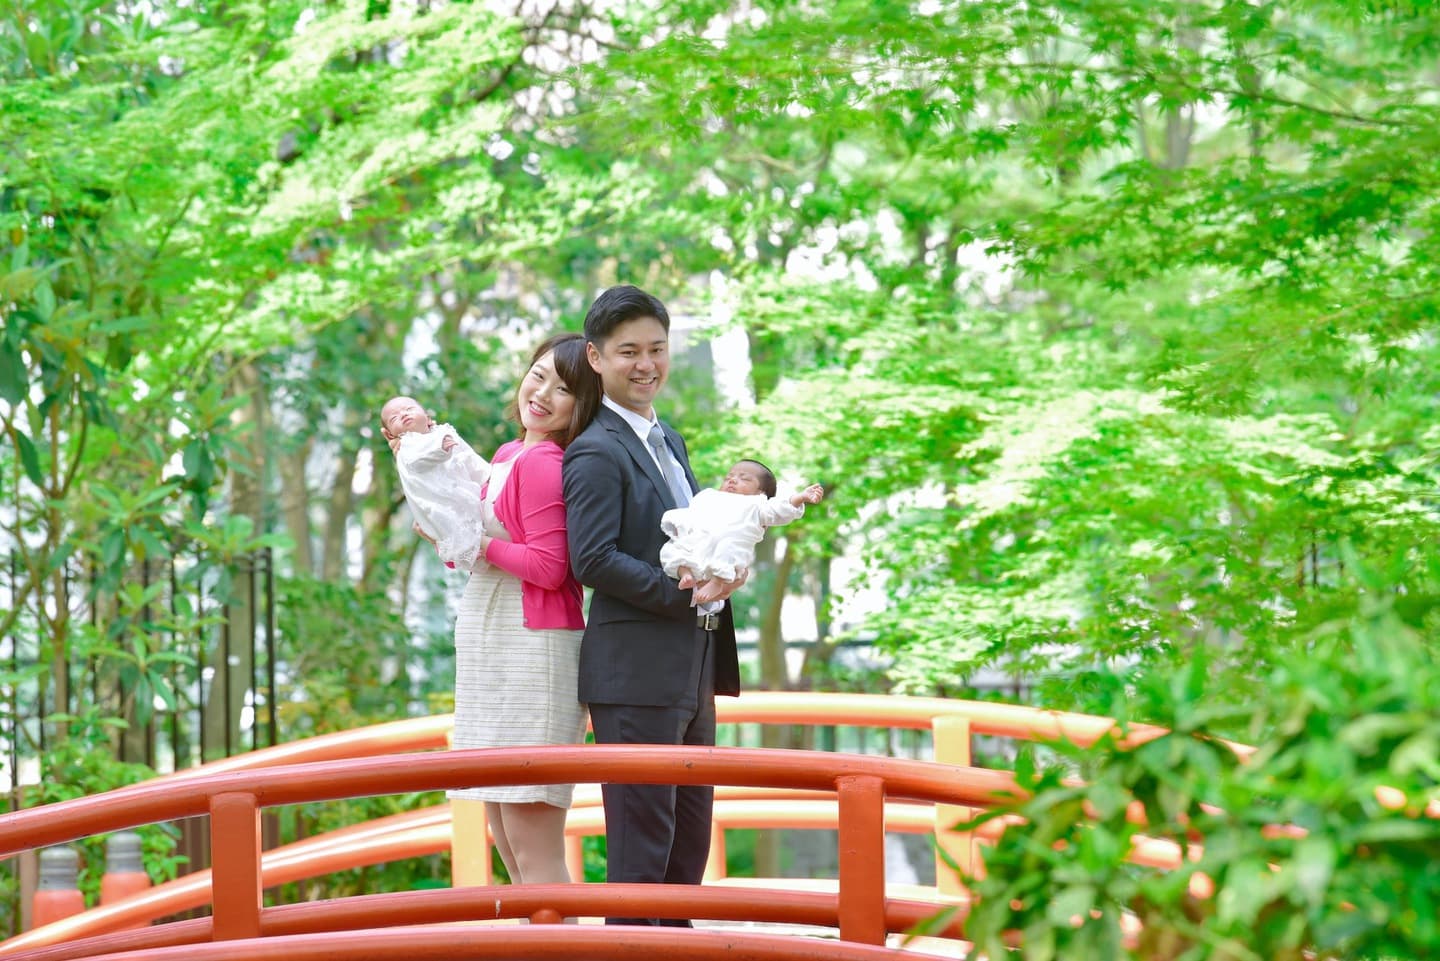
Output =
[{"x1": 562, "y1": 284, "x2": 745, "y2": 925}]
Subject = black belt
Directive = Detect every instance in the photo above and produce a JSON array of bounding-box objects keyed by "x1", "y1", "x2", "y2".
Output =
[{"x1": 697, "y1": 612, "x2": 720, "y2": 631}]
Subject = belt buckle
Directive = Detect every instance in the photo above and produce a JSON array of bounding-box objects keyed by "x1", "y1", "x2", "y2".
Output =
[{"x1": 698, "y1": 612, "x2": 719, "y2": 631}]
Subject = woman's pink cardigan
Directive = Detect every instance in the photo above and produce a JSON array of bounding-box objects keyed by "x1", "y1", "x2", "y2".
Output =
[{"x1": 480, "y1": 439, "x2": 584, "y2": 630}]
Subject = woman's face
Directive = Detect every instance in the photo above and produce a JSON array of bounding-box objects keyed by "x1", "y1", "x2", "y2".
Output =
[{"x1": 517, "y1": 350, "x2": 576, "y2": 441}]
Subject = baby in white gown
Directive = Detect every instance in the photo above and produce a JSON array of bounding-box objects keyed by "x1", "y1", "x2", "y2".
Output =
[
  {"x1": 381, "y1": 395, "x2": 491, "y2": 570},
  {"x1": 660, "y1": 458, "x2": 824, "y2": 605}
]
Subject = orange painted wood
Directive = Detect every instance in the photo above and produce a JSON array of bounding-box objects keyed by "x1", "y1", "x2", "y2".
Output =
[
  {"x1": 835, "y1": 775, "x2": 887, "y2": 946},
  {"x1": 0, "y1": 747, "x2": 1026, "y2": 858},
  {"x1": 208, "y1": 794, "x2": 262, "y2": 941},
  {"x1": 0, "y1": 689, "x2": 1268, "y2": 960},
  {"x1": 39, "y1": 925, "x2": 916, "y2": 961},
  {"x1": 2, "y1": 886, "x2": 969, "y2": 961}
]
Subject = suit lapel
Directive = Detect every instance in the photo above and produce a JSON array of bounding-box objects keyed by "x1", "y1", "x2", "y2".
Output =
[{"x1": 599, "y1": 406, "x2": 677, "y2": 509}]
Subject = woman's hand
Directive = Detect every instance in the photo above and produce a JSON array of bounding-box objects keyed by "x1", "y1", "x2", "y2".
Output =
[{"x1": 412, "y1": 521, "x2": 437, "y2": 546}]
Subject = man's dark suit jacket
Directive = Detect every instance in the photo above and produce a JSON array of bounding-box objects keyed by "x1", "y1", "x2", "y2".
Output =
[{"x1": 563, "y1": 405, "x2": 740, "y2": 707}]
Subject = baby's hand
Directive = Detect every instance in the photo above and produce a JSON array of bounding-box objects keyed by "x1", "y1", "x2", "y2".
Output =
[
  {"x1": 677, "y1": 567, "x2": 696, "y2": 590},
  {"x1": 381, "y1": 428, "x2": 402, "y2": 455},
  {"x1": 441, "y1": 434, "x2": 457, "y2": 453},
  {"x1": 794, "y1": 483, "x2": 824, "y2": 506}
]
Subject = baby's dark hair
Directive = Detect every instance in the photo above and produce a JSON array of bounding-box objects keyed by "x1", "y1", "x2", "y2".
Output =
[{"x1": 736, "y1": 459, "x2": 778, "y2": 498}]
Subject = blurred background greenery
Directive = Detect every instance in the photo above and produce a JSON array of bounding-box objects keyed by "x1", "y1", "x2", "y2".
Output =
[{"x1": 3, "y1": 0, "x2": 1438, "y2": 953}]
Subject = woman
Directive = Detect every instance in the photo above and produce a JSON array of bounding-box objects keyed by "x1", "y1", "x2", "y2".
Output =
[{"x1": 393, "y1": 332, "x2": 600, "y2": 886}]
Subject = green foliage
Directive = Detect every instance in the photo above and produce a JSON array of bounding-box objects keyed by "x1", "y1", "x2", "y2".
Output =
[
  {"x1": 964, "y1": 583, "x2": 1440, "y2": 959},
  {"x1": 273, "y1": 572, "x2": 453, "y2": 732},
  {"x1": 269, "y1": 793, "x2": 450, "y2": 903}
]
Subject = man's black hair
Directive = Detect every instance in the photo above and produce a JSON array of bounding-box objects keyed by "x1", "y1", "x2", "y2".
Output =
[{"x1": 583, "y1": 285, "x2": 671, "y2": 347}]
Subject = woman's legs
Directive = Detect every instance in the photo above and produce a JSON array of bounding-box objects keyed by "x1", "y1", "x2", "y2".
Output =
[
  {"x1": 484, "y1": 801, "x2": 521, "y2": 882},
  {"x1": 493, "y1": 801, "x2": 572, "y2": 885}
]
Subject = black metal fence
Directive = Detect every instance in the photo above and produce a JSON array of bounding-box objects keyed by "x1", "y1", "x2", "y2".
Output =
[
  {"x1": 1, "y1": 546, "x2": 284, "y2": 933},
  {"x1": 2, "y1": 546, "x2": 278, "y2": 792}
]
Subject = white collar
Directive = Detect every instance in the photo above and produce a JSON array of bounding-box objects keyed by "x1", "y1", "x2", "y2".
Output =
[{"x1": 602, "y1": 394, "x2": 661, "y2": 442}]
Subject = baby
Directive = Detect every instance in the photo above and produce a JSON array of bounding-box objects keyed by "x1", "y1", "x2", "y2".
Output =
[
  {"x1": 381, "y1": 396, "x2": 491, "y2": 569},
  {"x1": 660, "y1": 458, "x2": 824, "y2": 606}
]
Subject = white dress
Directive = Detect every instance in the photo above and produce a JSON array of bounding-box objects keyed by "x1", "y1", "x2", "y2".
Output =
[
  {"x1": 659, "y1": 488, "x2": 805, "y2": 583},
  {"x1": 395, "y1": 425, "x2": 491, "y2": 571},
  {"x1": 448, "y1": 455, "x2": 587, "y2": 808}
]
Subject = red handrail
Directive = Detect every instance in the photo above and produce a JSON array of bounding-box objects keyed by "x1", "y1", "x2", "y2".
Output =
[
  {"x1": 0, "y1": 789, "x2": 1197, "y2": 954},
  {"x1": 0, "y1": 747, "x2": 1015, "y2": 953},
  {"x1": 23, "y1": 926, "x2": 929, "y2": 961},
  {"x1": 4, "y1": 885, "x2": 971, "y2": 961},
  {"x1": 0, "y1": 748, "x2": 1022, "y2": 856},
  {"x1": 5, "y1": 689, "x2": 1239, "y2": 956},
  {"x1": 119, "y1": 691, "x2": 1232, "y2": 795}
]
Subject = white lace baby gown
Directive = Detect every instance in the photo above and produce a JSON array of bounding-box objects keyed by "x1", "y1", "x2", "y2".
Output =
[{"x1": 394, "y1": 425, "x2": 491, "y2": 570}]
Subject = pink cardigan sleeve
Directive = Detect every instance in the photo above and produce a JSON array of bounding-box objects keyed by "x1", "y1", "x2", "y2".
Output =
[{"x1": 483, "y1": 443, "x2": 572, "y2": 591}]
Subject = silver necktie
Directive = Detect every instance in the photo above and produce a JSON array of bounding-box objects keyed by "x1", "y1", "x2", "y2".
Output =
[{"x1": 646, "y1": 424, "x2": 692, "y2": 508}]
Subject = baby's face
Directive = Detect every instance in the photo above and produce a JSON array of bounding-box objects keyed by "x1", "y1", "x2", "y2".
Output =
[
  {"x1": 381, "y1": 397, "x2": 429, "y2": 437},
  {"x1": 720, "y1": 463, "x2": 765, "y2": 496}
]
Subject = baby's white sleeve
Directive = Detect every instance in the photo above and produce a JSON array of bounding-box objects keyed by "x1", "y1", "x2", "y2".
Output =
[
  {"x1": 396, "y1": 432, "x2": 449, "y2": 471},
  {"x1": 757, "y1": 495, "x2": 804, "y2": 528},
  {"x1": 447, "y1": 435, "x2": 491, "y2": 485}
]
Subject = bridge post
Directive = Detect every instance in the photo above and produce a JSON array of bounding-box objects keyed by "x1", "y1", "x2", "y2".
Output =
[
  {"x1": 703, "y1": 820, "x2": 727, "y2": 881},
  {"x1": 450, "y1": 798, "x2": 494, "y2": 886},
  {"x1": 835, "y1": 774, "x2": 886, "y2": 945},
  {"x1": 209, "y1": 792, "x2": 262, "y2": 940},
  {"x1": 933, "y1": 715, "x2": 978, "y2": 892}
]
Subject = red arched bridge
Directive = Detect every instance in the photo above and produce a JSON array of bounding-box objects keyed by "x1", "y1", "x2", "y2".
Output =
[{"x1": 0, "y1": 692, "x2": 1240, "y2": 960}]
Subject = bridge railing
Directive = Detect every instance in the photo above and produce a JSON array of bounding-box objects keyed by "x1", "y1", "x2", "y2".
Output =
[
  {"x1": 0, "y1": 745, "x2": 1025, "y2": 960},
  {"x1": 133, "y1": 690, "x2": 1194, "y2": 892},
  {"x1": 0, "y1": 781, "x2": 1195, "y2": 956}
]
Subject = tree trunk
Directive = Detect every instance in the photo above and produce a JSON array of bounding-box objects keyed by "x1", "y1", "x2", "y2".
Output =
[
  {"x1": 361, "y1": 459, "x2": 401, "y2": 594},
  {"x1": 757, "y1": 537, "x2": 794, "y2": 693},
  {"x1": 277, "y1": 444, "x2": 315, "y2": 577},
  {"x1": 320, "y1": 434, "x2": 359, "y2": 583}
]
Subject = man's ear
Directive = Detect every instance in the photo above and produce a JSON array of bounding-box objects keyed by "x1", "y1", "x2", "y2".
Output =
[{"x1": 586, "y1": 341, "x2": 602, "y2": 373}]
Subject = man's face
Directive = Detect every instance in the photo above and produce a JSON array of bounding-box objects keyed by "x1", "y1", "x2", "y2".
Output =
[{"x1": 587, "y1": 316, "x2": 669, "y2": 418}]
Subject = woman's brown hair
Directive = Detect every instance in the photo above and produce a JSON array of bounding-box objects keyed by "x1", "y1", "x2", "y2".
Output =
[{"x1": 506, "y1": 332, "x2": 601, "y2": 448}]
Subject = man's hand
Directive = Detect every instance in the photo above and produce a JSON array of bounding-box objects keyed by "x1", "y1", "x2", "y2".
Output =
[{"x1": 677, "y1": 567, "x2": 697, "y2": 590}]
